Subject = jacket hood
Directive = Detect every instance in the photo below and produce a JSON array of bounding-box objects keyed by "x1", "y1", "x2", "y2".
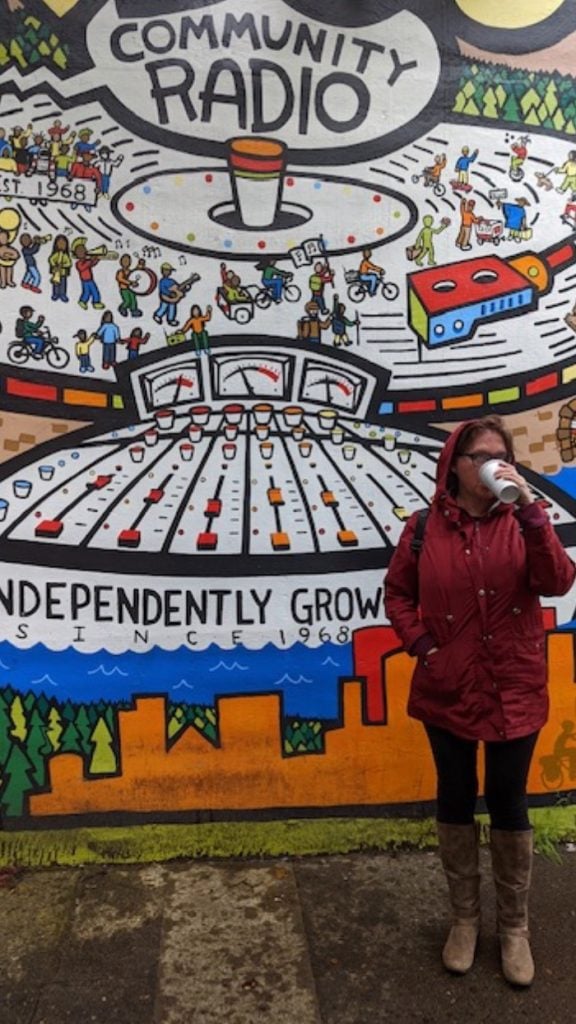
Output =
[
  {"x1": 434, "y1": 421, "x2": 471, "y2": 501},
  {"x1": 433, "y1": 421, "x2": 516, "y2": 518}
]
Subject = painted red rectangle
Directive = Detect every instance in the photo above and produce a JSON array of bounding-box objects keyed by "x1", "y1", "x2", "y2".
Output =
[
  {"x1": 542, "y1": 607, "x2": 557, "y2": 630},
  {"x1": 146, "y1": 489, "x2": 164, "y2": 503},
  {"x1": 197, "y1": 531, "x2": 218, "y2": 550},
  {"x1": 5, "y1": 378, "x2": 59, "y2": 401},
  {"x1": 206, "y1": 499, "x2": 222, "y2": 516},
  {"x1": 118, "y1": 529, "x2": 141, "y2": 548},
  {"x1": 525, "y1": 373, "x2": 558, "y2": 396},
  {"x1": 35, "y1": 519, "x2": 63, "y2": 538},
  {"x1": 397, "y1": 399, "x2": 437, "y2": 413}
]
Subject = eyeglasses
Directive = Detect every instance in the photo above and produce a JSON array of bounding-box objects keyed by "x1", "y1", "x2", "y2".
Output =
[{"x1": 458, "y1": 451, "x2": 511, "y2": 467}]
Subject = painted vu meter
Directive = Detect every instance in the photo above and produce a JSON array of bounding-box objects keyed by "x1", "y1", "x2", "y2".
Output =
[
  {"x1": 139, "y1": 359, "x2": 202, "y2": 411},
  {"x1": 212, "y1": 353, "x2": 293, "y2": 398},
  {"x1": 299, "y1": 360, "x2": 366, "y2": 411}
]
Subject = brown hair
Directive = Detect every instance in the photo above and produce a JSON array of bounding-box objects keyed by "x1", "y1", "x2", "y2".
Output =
[{"x1": 447, "y1": 415, "x2": 515, "y2": 494}]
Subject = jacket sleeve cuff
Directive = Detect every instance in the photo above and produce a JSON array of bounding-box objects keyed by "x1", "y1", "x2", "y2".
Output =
[
  {"x1": 409, "y1": 633, "x2": 437, "y2": 657},
  {"x1": 516, "y1": 502, "x2": 549, "y2": 528}
]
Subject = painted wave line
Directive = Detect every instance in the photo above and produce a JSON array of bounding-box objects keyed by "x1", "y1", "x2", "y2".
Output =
[
  {"x1": 273, "y1": 674, "x2": 313, "y2": 686},
  {"x1": 208, "y1": 661, "x2": 249, "y2": 672},
  {"x1": 87, "y1": 665, "x2": 129, "y2": 677}
]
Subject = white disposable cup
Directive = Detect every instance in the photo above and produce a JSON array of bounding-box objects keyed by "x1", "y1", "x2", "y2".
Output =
[
  {"x1": 13, "y1": 480, "x2": 32, "y2": 498},
  {"x1": 39, "y1": 465, "x2": 55, "y2": 480},
  {"x1": 0, "y1": 498, "x2": 8, "y2": 520},
  {"x1": 342, "y1": 444, "x2": 356, "y2": 461},
  {"x1": 478, "y1": 459, "x2": 520, "y2": 503}
]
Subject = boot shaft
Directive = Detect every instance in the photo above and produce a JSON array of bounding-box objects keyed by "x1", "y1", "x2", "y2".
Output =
[
  {"x1": 437, "y1": 822, "x2": 481, "y2": 920},
  {"x1": 490, "y1": 828, "x2": 533, "y2": 932}
]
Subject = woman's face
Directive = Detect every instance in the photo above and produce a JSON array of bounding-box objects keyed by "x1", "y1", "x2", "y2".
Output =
[{"x1": 452, "y1": 429, "x2": 510, "y2": 505}]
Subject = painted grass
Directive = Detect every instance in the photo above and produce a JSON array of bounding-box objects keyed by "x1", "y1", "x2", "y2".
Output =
[{"x1": 0, "y1": 806, "x2": 575, "y2": 867}]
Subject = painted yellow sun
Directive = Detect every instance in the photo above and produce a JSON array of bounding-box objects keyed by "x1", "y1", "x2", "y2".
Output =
[{"x1": 455, "y1": 0, "x2": 566, "y2": 29}]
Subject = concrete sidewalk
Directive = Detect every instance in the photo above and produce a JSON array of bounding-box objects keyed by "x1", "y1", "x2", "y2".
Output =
[{"x1": 1, "y1": 847, "x2": 575, "y2": 1024}]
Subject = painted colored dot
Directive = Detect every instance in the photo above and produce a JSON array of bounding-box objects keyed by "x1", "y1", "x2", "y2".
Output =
[
  {"x1": 151, "y1": 222, "x2": 160, "y2": 231},
  {"x1": 129, "y1": 425, "x2": 135, "y2": 432},
  {"x1": 311, "y1": 504, "x2": 318, "y2": 511},
  {"x1": 35, "y1": 510, "x2": 41, "y2": 518},
  {"x1": 393, "y1": 209, "x2": 401, "y2": 218},
  {"x1": 58, "y1": 460, "x2": 65, "y2": 467},
  {"x1": 385, "y1": 524, "x2": 391, "y2": 532},
  {"x1": 257, "y1": 240, "x2": 267, "y2": 249},
  {"x1": 224, "y1": 239, "x2": 233, "y2": 248},
  {"x1": 314, "y1": 182, "x2": 322, "y2": 190},
  {"x1": 143, "y1": 186, "x2": 152, "y2": 195},
  {"x1": 253, "y1": 529, "x2": 259, "y2": 535},
  {"x1": 373, "y1": 194, "x2": 382, "y2": 203},
  {"x1": 376, "y1": 227, "x2": 385, "y2": 236},
  {"x1": 104, "y1": 523, "x2": 110, "y2": 530},
  {"x1": 205, "y1": 174, "x2": 213, "y2": 183},
  {"x1": 72, "y1": 451, "x2": 80, "y2": 459},
  {"x1": 125, "y1": 202, "x2": 135, "y2": 212},
  {"x1": 124, "y1": 498, "x2": 130, "y2": 505},
  {"x1": 342, "y1": 186, "x2": 352, "y2": 195},
  {"x1": 286, "y1": 177, "x2": 294, "y2": 187},
  {"x1": 186, "y1": 233, "x2": 196, "y2": 242},
  {"x1": 174, "y1": 176, "x2": 183, "y2": 186},
  {"x1": 347, "y1": 235, "x2": 356, "y2": 244},
  {"x1": 63, "y1": 489, "x2": 68, "y2": 495},
  {"x1": 319, "y1": 528, "x2": 326, "y2": 535},
  {"x1": 178, "y1": 529, "x2": 185, "y2": 536}
]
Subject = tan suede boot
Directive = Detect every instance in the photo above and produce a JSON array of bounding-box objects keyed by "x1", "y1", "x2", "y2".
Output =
[
  {"x1": 437, "y1": 822, "x2": 481, "y2": 973},
  {"x1": 490, "y1": 828, "x2": 535, "y2": 987}
]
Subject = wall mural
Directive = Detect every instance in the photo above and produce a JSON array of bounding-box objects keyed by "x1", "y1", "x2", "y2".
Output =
[{"x1": 0, "y1": 0, "x2": 575, "y2": 827}]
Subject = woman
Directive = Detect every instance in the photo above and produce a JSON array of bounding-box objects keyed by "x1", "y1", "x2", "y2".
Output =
[
  {"x1": 182, "y1": 303, "x2": 212, "y2": 354},
  {"x1": 384, "y1": 416, "x2": 575, "y2": 987}
]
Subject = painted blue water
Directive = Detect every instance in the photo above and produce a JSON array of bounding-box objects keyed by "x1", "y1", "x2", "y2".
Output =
[
  {"x1": 545, "y1": 467, "x2": 576, "y2": 499},
  {"x1": 0, "y1": 640, "x2": 353, "y2": 719}
]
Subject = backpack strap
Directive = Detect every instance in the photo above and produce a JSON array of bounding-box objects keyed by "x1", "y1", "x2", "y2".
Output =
[{"x1": 410, "y1": 507, "x2": 429, "y2": 556}]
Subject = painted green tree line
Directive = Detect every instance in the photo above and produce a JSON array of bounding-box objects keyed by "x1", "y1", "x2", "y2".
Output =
[
  {"x1": 454, "y1": 59, "x2": 576, "y2": 134},
  {"x1": 0, "y1": 688, "x2": 327, "y2": 819}
]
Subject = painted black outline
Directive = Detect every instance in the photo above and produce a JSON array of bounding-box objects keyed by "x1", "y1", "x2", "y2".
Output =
[
  {"x1": 111, "y1": 167, "x2": 419, "y2": 260},
  {"x1": 0, "y1": 2, "x2": 450, "y2": 165}
]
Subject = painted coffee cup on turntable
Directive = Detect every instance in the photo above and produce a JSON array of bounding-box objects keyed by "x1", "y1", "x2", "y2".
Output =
[{"x1": 227, "y1": 137, "x2": 287, "y2": 228}]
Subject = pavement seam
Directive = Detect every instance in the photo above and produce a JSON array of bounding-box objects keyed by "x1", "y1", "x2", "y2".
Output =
[
  {"x1": 151, "y1": 867, "x2": 170, "y2": 1024},
  {"x1": 292, "y1": 861, "x2": 326, "y2": 1024},
  {"x1": 25, "y1": 868, "x2": 83, "y2": 1024}
]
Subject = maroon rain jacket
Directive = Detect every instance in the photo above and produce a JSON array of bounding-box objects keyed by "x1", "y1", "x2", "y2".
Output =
[{"x1": 384, "y1": 423, "x2": 576, "y2": 742}]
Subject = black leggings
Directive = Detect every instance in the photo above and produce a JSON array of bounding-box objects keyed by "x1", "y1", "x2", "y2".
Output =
[{"x1": 425, "y1": 724, "x2": 539, "y2": 831}]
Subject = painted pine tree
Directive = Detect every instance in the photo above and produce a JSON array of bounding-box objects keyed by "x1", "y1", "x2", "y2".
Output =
[
  {"x1": 88, "y1": 717, "x2": 117, "y2": 775},
  {"x1": 0, "y1": 742, "x2": 35, "y2": 817}
]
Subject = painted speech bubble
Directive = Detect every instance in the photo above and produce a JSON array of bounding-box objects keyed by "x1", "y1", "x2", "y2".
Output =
[{"x1": 54, "y1": 0, "x2": 444, "y2": 165}]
